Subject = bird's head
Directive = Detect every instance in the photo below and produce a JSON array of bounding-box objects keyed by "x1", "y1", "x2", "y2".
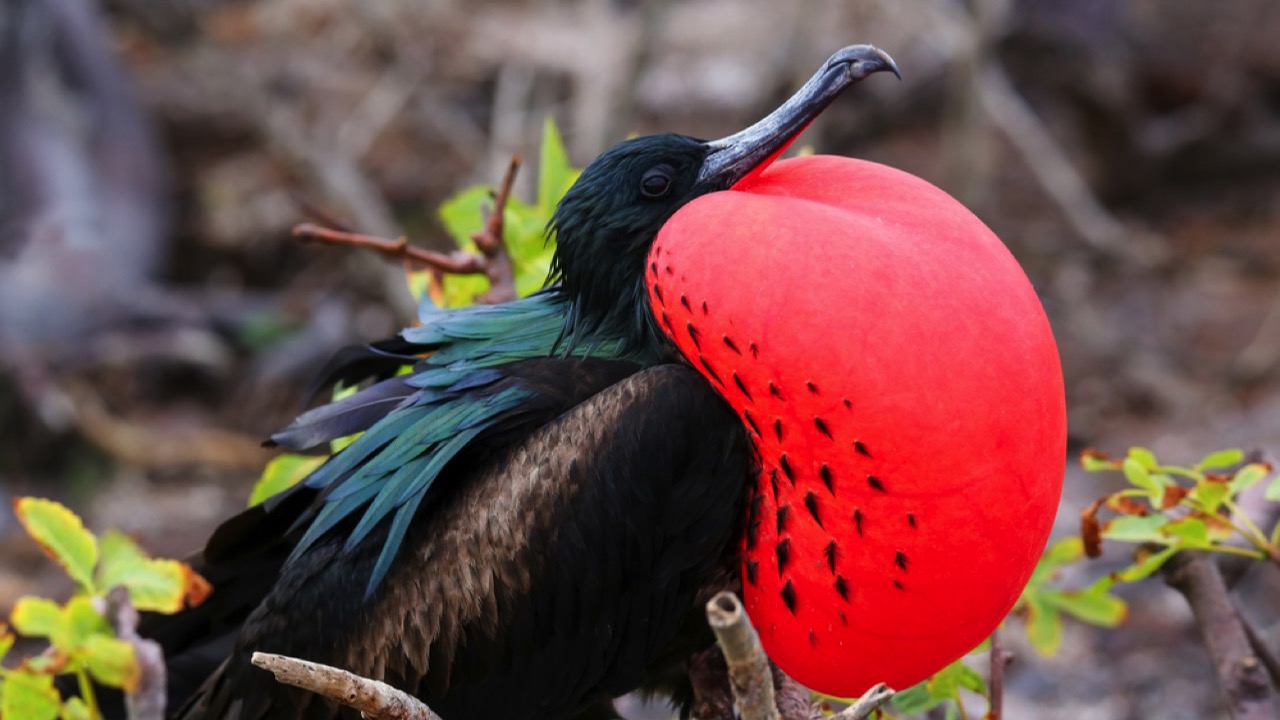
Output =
[{"x1": 548, "y1": 45, "x2": 899, "y2": 351}]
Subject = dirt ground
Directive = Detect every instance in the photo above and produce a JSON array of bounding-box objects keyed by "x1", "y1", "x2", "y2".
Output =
[{"x1": 2, "y1": 1, "x2": 1278, "y2": 717}]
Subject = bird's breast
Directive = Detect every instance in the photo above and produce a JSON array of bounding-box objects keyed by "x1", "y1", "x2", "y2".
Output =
[{"x1": 645, "y1": 155, "x2": 1065, "y2": 696}]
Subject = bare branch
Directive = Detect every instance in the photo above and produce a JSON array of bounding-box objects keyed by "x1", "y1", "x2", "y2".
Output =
[
  {"x1": 1163, "y1": 553, "x2": 1277, "y2": 719},
  {"x1": 251, "y1": 652, "x2": 442, "y2": 720},
  {"x1": 987, "y1": 627, "x2": 1013, "y2": 720},
  {"x1": 293, "y1": 223, "x2": 487, "y2": 275},
  {"x1": 705, "y1": 592, "x2": 780, "y2": 720},
  {"x1": 470, "y1": 154, "x2": 522, "y2": 305}
]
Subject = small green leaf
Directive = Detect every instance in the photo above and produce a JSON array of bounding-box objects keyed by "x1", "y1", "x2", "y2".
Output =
[
  {"x1": 12, "y1": 498, "x2": 99, "y2": 593},
  {"x1": 1127, "y1": 447, "x2": 1159, "y2": 470},
  {"x1": 1047, "y1": 585, "x2": 1127, "y2": 627},
  {"x1": 1080, "y1": 451, "x2": 1116, "y2": 472},
  {"x1": 0, "y1": 670, "x2": 62, "y2": 720},
  {"x1": 437, "y1": 184, "x2": 490, "y2": 249},
  {"x1": 60, "y1": 696, "x2": 93, "y2": 720},
  {"x1": 249, "y1": 454, "x2": 327, "y2": 507},
  {"x1": 10, "y1": 597, "x2": 65, "y2": 641},
  {"x1": 1, "y1": 623, "x2": 15, "y2": 661},
  {"x1": 1122, "y1": 458, "x2": 1162, "y2": 503},
  {"x1": 1267, "y1": 473, "x2": 1280, "y2": 503},
  {"x1": 1113, "y1": 546, "x2": 1178, "y2": 582},
  {"x1": 1162, "y1": 517, "x2": 1210, "y2": 548},
  {"x1": 1102, "y1": 514, "x2": 1171, "y2": 545},
  {"x1": 1196, "y1": 448, "x2": 1245, "y2": 471},
  {"x1": 1189, "y1": 481, "x2": 1230, "y2": 514},
  {"x1": 890, "y1": 683, "x2": 944, "y2": 714},
  {"x1": 1229, "y1": 463, "x2": 1270, "y2": 495},
  {"x1": 98, "y1": 531, "x2": 211, "y2": 613},
  {"x1": 1023, "y1": 594, "x2": 1063, "y2": 657},
  {"x1": 80, "y1": 635, "x2": 139, "y2": 690},
  {"x1": 538, "y1": 117, "x2": 577, "y2": 212},
  {"x1": 60, "y1": 597, "x2": 109, "y2": 651}
]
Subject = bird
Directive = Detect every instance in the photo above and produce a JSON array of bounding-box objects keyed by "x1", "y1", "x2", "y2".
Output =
[{"x1": 141, "y1": 41, "x2": 1065, "y2": 720}]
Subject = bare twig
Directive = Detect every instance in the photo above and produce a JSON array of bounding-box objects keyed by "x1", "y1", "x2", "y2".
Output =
[
  {"x1": 705, "y1": 592, "x2": 780, "y2": 720},
  {"x1": 251, "y1": 652, "x2": 441, "y2": 720},
  {"x1": 831, "y1": 683, "x2": 894, "y2": 720},
  {"x1": 293, "y1": 223, "x2": 488, "y2": 275},
  {"x1": 292, "y1": 154, "x2": 523, "y2": 306},
  {"x1": 1163, "y1": 553, "x2": 1277, "y2": 719},
  {"x1": 101, "y1": 587, "x2": 166, "y2": 720},
  {"x1": 987, "y1": 627, "x2": 1013, "y2": 720},
  {"x1": 470, "y1": 154, "x2": 521, "y2": 304}
]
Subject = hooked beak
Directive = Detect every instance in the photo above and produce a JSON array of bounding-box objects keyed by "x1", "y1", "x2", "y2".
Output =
[{"x1": 697, "y1": 45, "x2": 899, "y2": 189}]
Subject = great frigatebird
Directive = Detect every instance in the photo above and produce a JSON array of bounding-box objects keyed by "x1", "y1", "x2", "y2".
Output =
[{"x1": 145, "y1": 45, "x2": 903, "y2": 720}]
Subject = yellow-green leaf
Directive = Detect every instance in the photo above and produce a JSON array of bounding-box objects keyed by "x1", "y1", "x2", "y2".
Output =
[
  {"x1": 249, "y1": 454, "x2": 326, "y2": 507},
  {"x1": 80, "y1": 635, "x2": 140, "y2": 691},
  {"x1": 12, "y1": 498, "x2": 99, "y2": 593},
  {"x1": 1162, "y1": 517, "x2": 1211, "y2": 548},
  {"x1": 1113, "y1": 546, "x2": 1178, "y2": 582},
  {"x1": 1268, "y1": 474, "x2": 1280, "y2": 502},
  {"x1": 1102, "y1": 514, "x2": 1170, "y2": 545},
  {"x1": 1023, "y1": 594, "x2": 1062, "y2": 657},
  {"x1": 61, "y1": 597, "x2": 109, "y2": 650},
  {"x1": 10, "y1": 597, "x2": 65, "y2": 641},
  {"x1": 538, "y1": 117, "x2": 576, "y2": 212},
  {"x1": 97, "y1": 531, "x2": 211, "y2": 613},
  {"x1": 1127, "y1": 447, "x2": 1159, "y2": 470},
  {"x1": 1189, "y1": 481, "x2": 1230, "y2": 514},
  {"x1": 1, "y1": 623, "x2": 15, "y2": 660},
  {"x1": 60, "y1": 696, "x2": 93, "y2": 720},
  {"x1": 1122, "y1": 458, "x2": 1161, "y2": 504},
  {"x1": 1197, "y1": 448, "x2": 1245, "y2": 471},
  {"x1": 0, "y1": 669, "x2": 62, "y2": 720},
  {"x1": 1229, "y1": 463, "x2": 1270, "y2": 495},
  {"x1": 1047, "y1": 585, "x2": 1127, "y2": 627}
]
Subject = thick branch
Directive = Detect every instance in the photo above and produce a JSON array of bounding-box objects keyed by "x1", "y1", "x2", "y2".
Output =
[
  {"x1": 706, "y1": 592, "x2": 780, "y2": 720},
  {"x1": 251, "y1": 652, "x2": 441, "y2": 720},
  {"x1": 1163, "y1": 553, "x2": 1277, "y2": 719},
  {"x1": 832, "y1": 684, "x2": 894, "y2": 720}
]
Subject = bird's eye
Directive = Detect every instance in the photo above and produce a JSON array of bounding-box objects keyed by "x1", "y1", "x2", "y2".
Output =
[{"x1": 640, "y1": 167, "x2": 673, "y2": 198}]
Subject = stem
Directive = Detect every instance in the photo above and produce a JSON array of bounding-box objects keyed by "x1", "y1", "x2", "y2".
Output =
[
  {"x1": 77, "y1": 668, "x2": 100, "y2": 720},
  {"x1": 1222, "y1": 498, "x2": 1279, "y2": 560}
]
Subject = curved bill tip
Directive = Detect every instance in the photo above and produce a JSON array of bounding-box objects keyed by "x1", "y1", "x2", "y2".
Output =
[
  {"x1": 826, "y1": 44, "x2": 900, "y2": 81},
  {"x1": 697, "y1": 43, "x2": 900, "y2": 189}
]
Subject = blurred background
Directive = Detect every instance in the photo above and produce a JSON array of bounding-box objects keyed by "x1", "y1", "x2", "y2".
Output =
[{"x1": 1, "y1": 0, "x2": 1278, "y2": 717}]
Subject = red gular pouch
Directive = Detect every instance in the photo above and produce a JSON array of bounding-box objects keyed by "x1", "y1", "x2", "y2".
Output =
[{"x1": 645, "y1": 155, "x2": 1065, "y2": 696}]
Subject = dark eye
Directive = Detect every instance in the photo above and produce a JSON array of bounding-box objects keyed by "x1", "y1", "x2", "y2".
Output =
[{"x1": 640, "y1": 167, "x2": 673, "y2": 198}]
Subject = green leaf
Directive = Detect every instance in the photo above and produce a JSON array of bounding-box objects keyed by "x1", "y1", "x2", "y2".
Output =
[
  {"x1": 1190, "y1": 481, "x2": 1230, "y2": 514},
  {"x1": 1113, "y1": 546, "x2": 1178, "y2": 582},
  {"x1": 1080, "y1": 452, "x2": 1116, "y2": 472},
  {"x1": 1, "y1": 623, "x2": 15, "y2": 661},
  {"x1": 1122, "y1": 458, "x2": 1162, "y2": 503},
  {"x1": 12, "y1": 498, "x2": 99, "y2": 593},
  {"x1": 60, "y1": 597, "x2": 109, "y2": 651},
  {"x1": 97, "y1": 531, "x2": 211, "y2": 613},
  {"x1": 1102, "y1": 514, "x2": 1171, "y2": 545},
  {"x1": 538, "y1": 117, "x2": 577, "y2": 212},
  {"x1": 890, "y1": 683, "x2": 944, "y2": 714},
  {"x1": 437, "y1": 184, "x2": 490, "y2": 250},
  {"x1": 79, "y1": 635, "x2": 139, "y2": 690},
  {"x1": 1197, "y1": 448, "x2": 1245, "y2": 471},
  {"x1": 0, "y1": 670, "x2": 62, "y2": 720},
  {"x1": 60, "y1": 697, "x2": 93, "y2": 720},
  {"x1": 1266, "y1": 471, "x2": 1280, "y2": 504},
  {"x1": 249, "y1": 454, "x2": 326, "y2": 507},
  {"x1": 1162, "y1": 517, "x2": 1211, "y2": 548},
  {"x1": 1127, "y1": 447, "x2": 1159, "y2": 470},
  {"x1": 1023, "y1": 594, "x2": 1063, "y2": 657},
  {"x1": 10, "y1": 597, "x2": 65, "y2": 642},
  {"x1": 1229, "y1": 463, "x2": 1270, "y2": 495},
  {"x1": 1047, "y1": 585, "x2": 1127, "y2": 627}
]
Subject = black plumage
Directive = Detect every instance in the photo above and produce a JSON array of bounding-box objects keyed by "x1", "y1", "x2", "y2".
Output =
[{"x1": 131, "y1": 45, "x2": 899, "y2": 720}]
